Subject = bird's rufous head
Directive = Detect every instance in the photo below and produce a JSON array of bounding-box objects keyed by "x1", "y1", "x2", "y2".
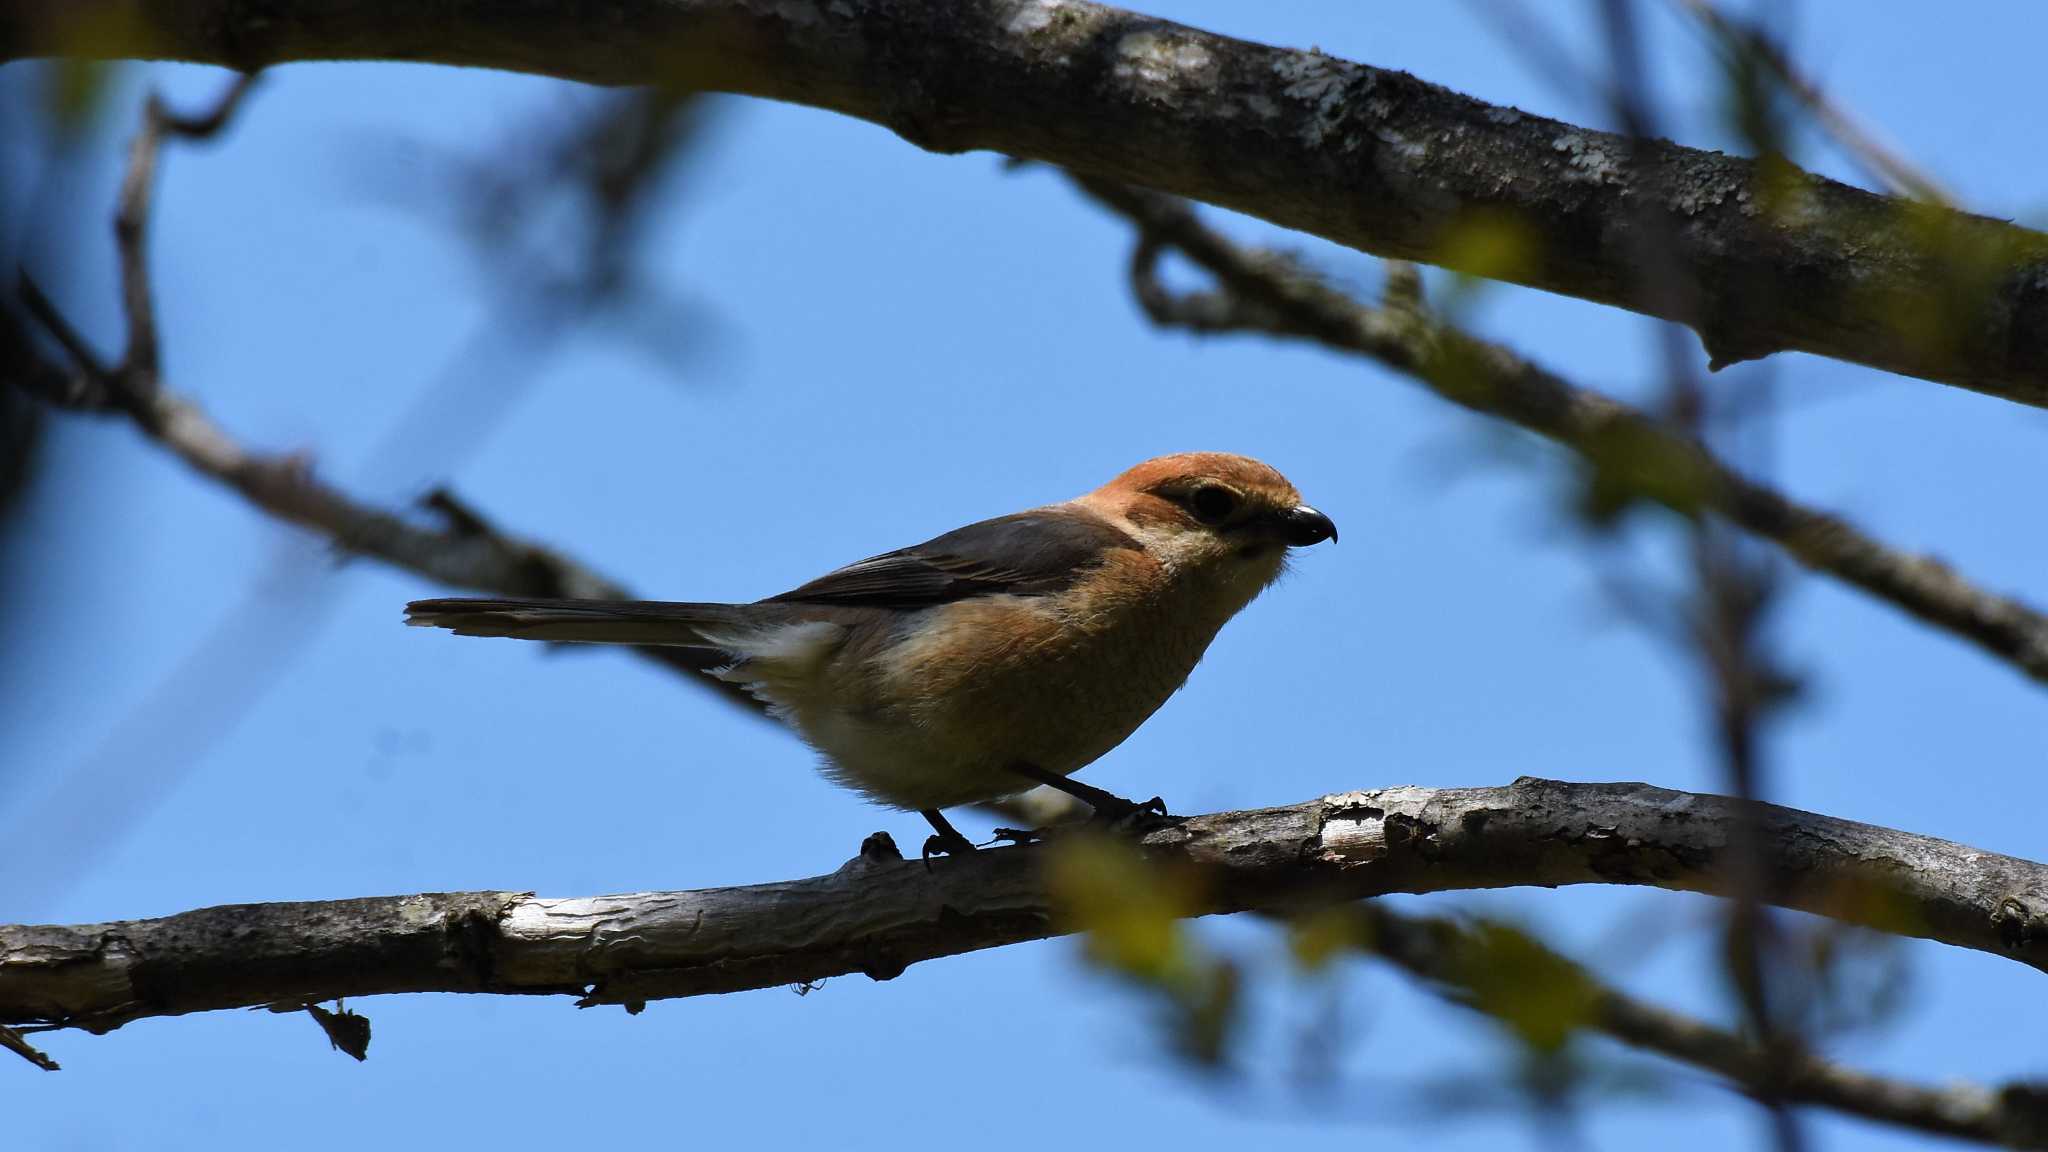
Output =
[{"x1": 1076, "y1": 452, "x2": 1336, "y2": 594}]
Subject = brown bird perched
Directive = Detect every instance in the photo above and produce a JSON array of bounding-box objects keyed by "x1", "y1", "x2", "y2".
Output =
[{"x1": 406, "y1": 452, "x2": 1335, "y2": 857}]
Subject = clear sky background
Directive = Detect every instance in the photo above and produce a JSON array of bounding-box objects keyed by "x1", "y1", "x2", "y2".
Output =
[{"x1": 5, "y1": 3, "x2": 2045, "y2": 1148}]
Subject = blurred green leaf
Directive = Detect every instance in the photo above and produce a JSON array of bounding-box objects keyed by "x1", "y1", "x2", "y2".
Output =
[
  {"x1": 1287, "y1": 905, "x2": 1362, "y2": 974},
  {"x1": 1576, "y1": 419, "x2": 1714, "y2": 527},
  {"x1": 1046, "y1": 834, "x2": 1239, "y2": 1064},
  {"x1": 1436, "y1": 212, "x2": 1540, "y2": 289},
  {"x1": 41, "y1": 59, "x2": 115, "y2": 137},
  {"x1": 1452, "y1": 920, "x2": 1601, "y2": 1054}
]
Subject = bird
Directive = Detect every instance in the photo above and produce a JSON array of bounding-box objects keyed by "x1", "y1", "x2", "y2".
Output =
[{"x1": 405, "y1": 452, "x2": 1336, "y2": 858}]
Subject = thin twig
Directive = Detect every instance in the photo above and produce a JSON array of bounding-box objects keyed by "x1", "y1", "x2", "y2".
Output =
[
  {"x1": 111, "y1": 74, "x2": 259, "y2": 391},
  {"x1": 1073, "y1": 175, "x2": 2048, "y2": 687},
  {"x1": 1597, "y1": 2, "x2": 1799, "y2": 1144},
  {"x1": 11, "y1": 77, "x2": 765, "y2": 714},
  {"x1": 0, "y1": 1022, "x2": 58, "y2": 1071},
  {"x1": 1672, "y1": 0, "x2": 1954, "y2": 203},
  {"x1": 9, "y1": 80, "x2": 1080, "y2": 834},
  {"x1": 1353, "y1": 905, "x2": 2048, "y2": 1150}
]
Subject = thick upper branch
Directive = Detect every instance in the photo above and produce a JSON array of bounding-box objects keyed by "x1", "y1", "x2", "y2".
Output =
[
  {"x1": 13, "y1": 0, "x2": 2048, "y2": 404},
  {"x1": 7, "y1": 779, "x2": 2046, "y2": 1037}
]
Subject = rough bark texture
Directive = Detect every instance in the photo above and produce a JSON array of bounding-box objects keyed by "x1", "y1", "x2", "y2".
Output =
[
  {"x1": 12, "y1": 0, "x2": 2048, "y2": 406},
  {"x1": 7, "y1": 779, "x2": 2046, "y2": 1037}
]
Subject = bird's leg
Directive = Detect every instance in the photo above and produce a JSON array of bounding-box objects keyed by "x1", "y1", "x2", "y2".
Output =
[
  {"x1": 1002, "y1": 763, "x2": 1171, "y2": 827},
  {"x1": 920, "y1": 808, "x2": 978, "y2": 864}
]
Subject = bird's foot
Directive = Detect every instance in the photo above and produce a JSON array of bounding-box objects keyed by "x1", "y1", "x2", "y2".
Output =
[
  {"x1": 994, "y1": 765, "x2": 1182, "y2": 841},
  {"x1": 921, "y1": 829, "x2": 978, "y2": 867},
  {"x1": 919, "y1": 809, "x2": 979, "y2": 869},
  {"x1": 1089, "y1": 794, "x2": 1178, "y2": 834},
  {"x1": 989, "y1": 798, "x2": 1180, "y2": 848}
]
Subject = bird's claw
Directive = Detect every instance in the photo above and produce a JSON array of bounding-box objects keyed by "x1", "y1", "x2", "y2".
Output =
[
  {"x1": 1090, "y1": 794, "x2": 1173, "y2": 829},
  {"x1": 921, "y1": 831, "x2": 977, "y2": 868},
  {"x1": 991, "y1": 798, "x2": 1180, "y2": 848}
]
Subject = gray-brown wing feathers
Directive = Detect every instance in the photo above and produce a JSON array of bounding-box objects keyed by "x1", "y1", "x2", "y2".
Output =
[
  {"x1": 405, "y1": 507, "x2": 1138, "y2": 644},
  {"x1": 765, "y1": 508, "x2": 1139, "y2": 608}
]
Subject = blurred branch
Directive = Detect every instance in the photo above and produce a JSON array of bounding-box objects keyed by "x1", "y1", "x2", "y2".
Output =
[
  {"x1": 8, "y1": 77, "x2": 1080, "y2": 830},
  {"x1": 1076, "y1": 176, "x2": 2048, "y2": 688},
  {"x1": 8, "y1": 778, "x2": 2048, "y2": 1042},
  {"x1": 1673, "y1": 0, "x2": 1954, "y2": 204},
  {"x1": 1348, "y1": 905, "x2": 2048, "y2": 1149},
  {"x1": 14, "y1": 2, "x2": 2048, "y2": 404},
  {"x1": 1596, "y1": 4, "x2": 1802, "y2": 1145},
  {"x1": 10, "y1": 76, "x2": 766, "y2": 717}
]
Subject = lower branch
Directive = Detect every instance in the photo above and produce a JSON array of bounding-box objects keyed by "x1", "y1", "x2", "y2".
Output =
[
  {"x1": 1355, "y1": 905, "x2": 2048, "y2": 1149},
  {"x1": 7, "y1": 778, "x2": 2044, "y2": 1036},
  {"x1": 9, "y1": 780, "x2": 2043, "y2": 1145}
]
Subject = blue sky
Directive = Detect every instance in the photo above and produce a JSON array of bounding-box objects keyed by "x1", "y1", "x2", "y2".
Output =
[{"x1": 6, "y1": 2, "x2": 2045, "y2": 1147}]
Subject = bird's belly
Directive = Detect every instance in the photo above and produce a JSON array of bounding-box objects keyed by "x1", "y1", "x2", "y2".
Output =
[
  {"x1": 803, "y1": 684, "x2": 1168, "y2": 810},
  {"x1": 795, "y1": 600, "x2": 1217, "y2": 810}
]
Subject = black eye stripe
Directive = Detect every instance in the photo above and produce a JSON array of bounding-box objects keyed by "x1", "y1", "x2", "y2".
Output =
[{"x1": 1188, "y1": 484, "x2": 1239, "y2": 525}]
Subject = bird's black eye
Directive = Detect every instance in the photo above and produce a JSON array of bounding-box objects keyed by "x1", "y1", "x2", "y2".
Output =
[{"x1": 1187, "y1": 484, "x2": 1239, "y2": 526}]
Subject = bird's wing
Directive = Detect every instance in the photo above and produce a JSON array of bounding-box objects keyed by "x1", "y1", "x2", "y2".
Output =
[{"x1": 766, "y1": 508, "x2": 1140, "y2": 609}]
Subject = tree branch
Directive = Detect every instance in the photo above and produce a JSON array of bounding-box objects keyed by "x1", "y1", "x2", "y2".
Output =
[
  {"x1": 1351, "y1": 905, "x2": 2048, "y2": 1149},
  {"x1": 11, "y1": 77, "x2": 770, "y2": 715},
  {"x1": 1075, "y1": 176, "x2": 2048, "y2": 686},
  {"x1": 12, "y1": 0, "x2": 2048, "y2": 405},
  {"x1": 1672, "y1": 0, "x2": 1954, "y2": 204},
  {"x1": 11, "y1": 778, "x2": 2048, "y2": 1141},
  {"x1": 12, "y1": 79, "x2": 1093, "y2": 823},
  {"x1": 7, "y1": 779, "x2": 2046, "y2": 1036}
]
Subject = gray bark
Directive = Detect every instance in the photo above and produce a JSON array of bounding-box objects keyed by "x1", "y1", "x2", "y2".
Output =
[
  {"x1": 7, "y1": 779, "x2": 2045, "y2": 1036},
  {"x1": 11, "y1": 0, "x2": 2048, "y2": 406}
]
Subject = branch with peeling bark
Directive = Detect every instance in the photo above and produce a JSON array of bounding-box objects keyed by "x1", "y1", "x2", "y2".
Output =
[
  {"x1": 1075, "y1": 176, "x2": 2048, "y2": 686},
  {"x1": 12, "y1": 0, "x2": 2048, "y2": 406},
  {"x1": 9, "y1": 777, "x2": 2048, "y2": 1021},
  {"x1": 6, "y1": 779, "x2": 2048, "y2": 1144}
]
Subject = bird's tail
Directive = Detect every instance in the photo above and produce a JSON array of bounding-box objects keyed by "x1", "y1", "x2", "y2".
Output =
[{"x1": 404, "y1": 597, "x2": 761, "y2": 647}]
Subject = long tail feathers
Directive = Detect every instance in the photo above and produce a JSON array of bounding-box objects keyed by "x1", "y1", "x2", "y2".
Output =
[{"x1": 404, "y1": 597, "x2": 752, "y2": 647}]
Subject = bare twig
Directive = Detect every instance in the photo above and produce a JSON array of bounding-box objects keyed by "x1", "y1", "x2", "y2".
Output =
[
  {"x1": 9, "y1": 80, "x2": 1080, "y2": 837},
  {"x1": 112, "y1": 74, "x2": 258, "y2": 386},
  {"x1": 1673, "y1": 0, "x2": 1954, "y2": 204},
  {"x1": 1075, "y1": 176, "x2": 2048, "y2": 688},
  {"x1": 11, "y1": 77, "x2": 765, "y2": 716},
  {"x1": 1352, "y1": 905, "x2": 2048, "y2": 1150},
  {"x1": 1597, "y1": 3, "x2": 1799, "y2": 1143},
  {"x1": 0, "y1": 1022, "x2": 58, "y2": 1071}
]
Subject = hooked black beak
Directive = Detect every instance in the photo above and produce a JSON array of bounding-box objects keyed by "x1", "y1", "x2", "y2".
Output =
[{"x1": 1278, "y1": 504, "x2": 1337, "y2": 547}]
